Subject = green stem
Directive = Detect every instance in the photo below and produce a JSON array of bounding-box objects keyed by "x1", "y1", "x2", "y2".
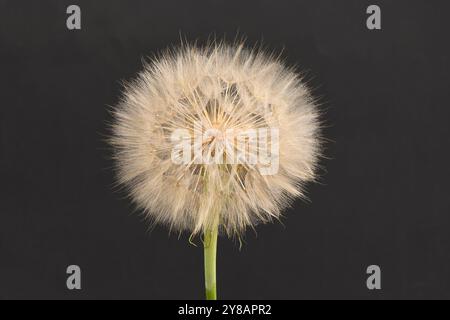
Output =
[{"x1": 203, "y1": 223, "x2": 218, "y2": 300}]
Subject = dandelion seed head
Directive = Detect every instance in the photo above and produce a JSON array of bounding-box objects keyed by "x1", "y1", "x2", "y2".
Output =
[{"x1": 110, "y1": 41, "x2": 321, "y2": 237}]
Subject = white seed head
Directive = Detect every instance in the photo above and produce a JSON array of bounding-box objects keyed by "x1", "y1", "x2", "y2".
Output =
[{"x1": 110, "y1": 42, "x2": 321, "y2": 237}]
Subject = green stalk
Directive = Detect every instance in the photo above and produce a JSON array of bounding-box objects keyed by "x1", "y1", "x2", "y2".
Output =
[{"x1": 203, "y1": 223, "x2": 218, "y2": 300}]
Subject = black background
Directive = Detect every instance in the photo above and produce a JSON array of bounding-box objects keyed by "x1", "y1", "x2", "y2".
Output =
[{"x1": 1, "y1": 0, "x2": 449, "y2": 299}]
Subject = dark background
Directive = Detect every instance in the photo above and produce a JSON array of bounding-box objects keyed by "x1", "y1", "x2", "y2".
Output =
[{"x1": 1, "y1": 0, "x2": 449, "y2": 300}]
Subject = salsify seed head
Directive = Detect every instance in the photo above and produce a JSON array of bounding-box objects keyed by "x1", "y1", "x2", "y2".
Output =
[{"x1": 110, "y1": 41, "x2": 322, "y2": 237}]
